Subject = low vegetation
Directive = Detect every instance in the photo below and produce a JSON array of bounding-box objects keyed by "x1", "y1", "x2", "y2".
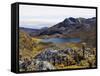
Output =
[{"x1": 19, "y1": 30, "x2": 96, "y2": 71}]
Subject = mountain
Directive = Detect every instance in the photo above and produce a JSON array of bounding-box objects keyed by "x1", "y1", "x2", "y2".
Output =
[
  {"x1": 38, "y1": 17, "x2": 96, "y2": 37},
  {"x1": 20, "y1": 17, "x2": 96, "y2": 38}
]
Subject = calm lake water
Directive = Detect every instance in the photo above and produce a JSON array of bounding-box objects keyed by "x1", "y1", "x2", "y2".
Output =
[{"x1": 42, "y1": 38, "x2": 81, "y2": 43}]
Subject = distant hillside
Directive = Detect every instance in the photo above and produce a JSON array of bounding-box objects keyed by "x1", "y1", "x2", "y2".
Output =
[
  {"x1": 39, "y1": 17, "x2": 96, "y2": 36},
  {"x1": 20, "y1": 27, "x2": 40, "y2": 36}
]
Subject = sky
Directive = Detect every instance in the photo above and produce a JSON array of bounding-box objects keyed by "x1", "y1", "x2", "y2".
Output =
[{"x1": 19, "y1": 5, "x2": 96, "y2": 29}]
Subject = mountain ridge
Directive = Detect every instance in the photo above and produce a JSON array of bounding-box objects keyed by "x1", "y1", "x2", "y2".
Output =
[{"x1": 19, "y1": 17, "x2": 96, "y2": 38}]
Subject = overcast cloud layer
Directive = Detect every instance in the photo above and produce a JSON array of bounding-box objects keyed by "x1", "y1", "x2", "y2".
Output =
[{"x1": 19, "y1": 5, "x2": 96, "y2": 29}]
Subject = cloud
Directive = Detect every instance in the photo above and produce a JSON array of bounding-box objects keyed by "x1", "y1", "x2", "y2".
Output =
[{"x1": 19, "y1": 4, "x2": 96, "y2": 29}]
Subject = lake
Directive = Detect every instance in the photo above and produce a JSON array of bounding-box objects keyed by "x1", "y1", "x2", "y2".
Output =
[{"x1": 42, "y1": 38, "x2": 81, "y2": 43}]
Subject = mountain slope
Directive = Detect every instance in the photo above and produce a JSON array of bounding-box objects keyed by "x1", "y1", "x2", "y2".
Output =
[{"x1": 39, "y1": 17, "x2": 96, "y2": 36}]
